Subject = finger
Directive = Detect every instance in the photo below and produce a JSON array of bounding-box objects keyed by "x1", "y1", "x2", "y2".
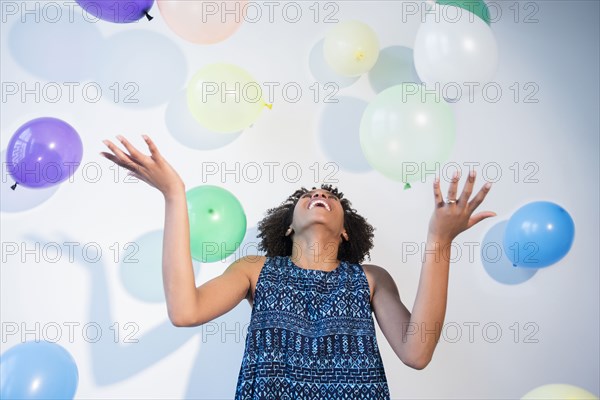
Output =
[
  {"x1": 102, "y1": 139, "x2": 141, "y2": 167},
  {"x1": 433, "y1": 176, "x2": 444, "y2": 208},
  {"x1": 142, "y1": 135, "x2": 162, "y2": 160},
  {"x1": 446, "y1": 170, "x2": 460, "y2": 203},
  {"x1": 467, "y1": 181, "x2": 493, "y2": 214},
  {"x1": 117, "y1": 135, "x2": 150, "y2": 166},
  {"x1": 100, "y1": 151, "x2": 140, "y2": 173},
  {"x1": 457, "y1": 169, "x2": 476, "y2": 207},
  {"x1": 467, "y1": 211, "x2": 497, "y2": 229}
]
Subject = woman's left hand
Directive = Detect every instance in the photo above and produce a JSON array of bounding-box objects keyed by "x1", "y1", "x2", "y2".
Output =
[{"x1": 427, "y1": 170, "x2": 496, "y2": 243}]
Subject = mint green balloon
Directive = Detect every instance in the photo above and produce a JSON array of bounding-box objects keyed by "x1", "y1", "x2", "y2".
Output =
[
  {"x1": 436, "y1": 0, "x2": 491, "y2": 25},
  {"x1": 187, "y1": 185, "x2": 247, "y2": 263},
  {"x1": 359, "y1": 83, "x2": 455, "y2": 184}
]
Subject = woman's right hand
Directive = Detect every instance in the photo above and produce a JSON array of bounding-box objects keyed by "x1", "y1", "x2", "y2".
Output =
[{"x1": 100, "y1": 135, "x2": 185, "y2": 198}]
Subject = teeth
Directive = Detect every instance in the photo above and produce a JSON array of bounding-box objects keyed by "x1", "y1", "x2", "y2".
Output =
[{"x1": 308, "y1": 199, "x2": 330, "y2": 211}]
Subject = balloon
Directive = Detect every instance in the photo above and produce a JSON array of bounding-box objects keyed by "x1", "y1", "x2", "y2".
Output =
[
  {"x1": 158, "y1": 0, "x2": 247, "y2": 44},
  {"x1": 481, "y1": 221, "x2": 538, "y2": 285},
  {"x1": 6, "y1": 117, "x2": 83, "y2": 189},
  {"x1": 187, "y1": 63, "x2": 269, "y2": 133},
  {"x1": 323, "y1": 20, "x2": 380, "y2": 77},
  {"x1": 0, "y1": 341, "x2": 79, "y2": 400},
  {"x1": 359, "y1": 83, "x2": 455, "y2": 183},
  {"x1": 522, "y1": 384, "x2": 598, "y2": 400},
  {"x1": 187, "y1": 185, "x2": 247, "y2": 262},
  {"x1": 503, "y1": 201, "x2": 575, "y2": 268},
  {"x1": 414, "y1": 4, "x2": 498, "y2": 91},
  {"x1": 436, "y1": 0, "x2": 491, "y2": 25},
  {"x1": 77, "y1": 0, "x2": 154, "y2": 23}
]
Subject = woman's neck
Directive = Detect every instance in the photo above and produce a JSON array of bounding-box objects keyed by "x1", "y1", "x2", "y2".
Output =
[{"x1": 290, "y1": 231, "x2": 340, "y2": 271}]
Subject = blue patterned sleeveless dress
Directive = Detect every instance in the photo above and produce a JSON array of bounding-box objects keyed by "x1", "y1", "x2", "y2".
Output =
[{"x1": 234, "y1": 256, "x2": 391, "y2": 399}]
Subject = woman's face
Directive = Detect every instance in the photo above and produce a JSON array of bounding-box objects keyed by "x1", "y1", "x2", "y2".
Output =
[{"x1": 290, "y1": 189, "x2": 346, "y2": 238}]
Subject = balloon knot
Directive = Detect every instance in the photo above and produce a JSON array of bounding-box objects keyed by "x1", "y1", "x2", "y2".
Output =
[
  {"x1": 264, "y1": 103, "x2": 273, "y2": 110},
  {"x1": 355, "y1": 51, "x2": 365, "y2": 61},
  {"x1": 145, "y1": 11, "x2": 154, "y2": 21},
  {"x1": 10, "y1": 182, "x2": 18, "y2": 190},
  {"x1": 403, "y1": 183, "x2": 411, "y2": 190}
]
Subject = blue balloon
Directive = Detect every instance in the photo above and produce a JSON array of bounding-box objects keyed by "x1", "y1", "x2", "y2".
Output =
[
  {"x1": 0, "y1": 341, "x2": 79, "y2": 399},
  {"x1": 503, "y1": 201, "x2": 575, "y2": 268}
]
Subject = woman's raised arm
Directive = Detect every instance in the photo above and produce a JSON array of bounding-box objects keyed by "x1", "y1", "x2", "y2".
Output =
[{"x1": 100, "y1": 135, "x2": 255, "y2": 327}]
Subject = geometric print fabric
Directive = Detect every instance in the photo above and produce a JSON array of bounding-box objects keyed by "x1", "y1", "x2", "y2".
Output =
[{"x1": 235, "y1": 256, "x2": 391, "y2": 399}]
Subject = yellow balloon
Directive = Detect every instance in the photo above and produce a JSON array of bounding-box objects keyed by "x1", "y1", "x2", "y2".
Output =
[
  {"x1": 187, "y1": 63, "x2": 270, "y2": 133},
  {"x1": 323, "y1": 20, "x2": 380, "y2": 77},
  {"x1": 522, "y1": 384, "x2": 599, "y2": 400}
]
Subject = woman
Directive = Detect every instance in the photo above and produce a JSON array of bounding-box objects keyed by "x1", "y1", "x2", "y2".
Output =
[{"x1": 100, "y1": 134, "x2": 495, "y2": 399}]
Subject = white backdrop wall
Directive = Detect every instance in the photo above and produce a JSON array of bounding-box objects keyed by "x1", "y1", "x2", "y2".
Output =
[{"x1": 1, "y1": 0, "x2": 599, "y2": 399}]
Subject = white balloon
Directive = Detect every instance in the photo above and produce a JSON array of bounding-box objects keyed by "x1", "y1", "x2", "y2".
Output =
[{"x1": 414, "y1": 4, "x2": 498, "y2": 89}]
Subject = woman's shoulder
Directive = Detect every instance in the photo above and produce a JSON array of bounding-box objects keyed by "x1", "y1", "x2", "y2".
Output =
[
  {"x1": 361, "y1": 263, "x2": 386, "y2": 274},
  {"x1": 361, "y1": 263, "x2": 394, "y2": 296},
  {"x1": 231, "y1": 255, "x2": 267, "y2": 270}
]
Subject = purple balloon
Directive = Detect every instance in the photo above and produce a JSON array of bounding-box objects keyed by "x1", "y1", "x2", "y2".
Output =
[
  {"x1": 77, "y1": 0, "x2": 154, "y2": 23},
  {"x1": 6, "y1": 117, "x2": 83, "y2": 189}
]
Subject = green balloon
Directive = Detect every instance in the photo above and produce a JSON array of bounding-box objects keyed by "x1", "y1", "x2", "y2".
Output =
[
  {"x1": 359, "y1": 83, "x2": 456, "y2": 184},
  {"x1": 186, "y1": 185, "x2": 247, "y2": 263},
  {"x1": 436, "y1": 0, "x2": 491, "y2": 25}
]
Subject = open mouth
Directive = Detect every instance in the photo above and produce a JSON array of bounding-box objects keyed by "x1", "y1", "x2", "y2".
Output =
[{"x1": 308, "y1": 199, "x2": 331, "y2": 211}]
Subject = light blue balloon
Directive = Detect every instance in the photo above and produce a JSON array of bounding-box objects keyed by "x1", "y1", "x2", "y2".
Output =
[
  {"x1": 503, "y1": 201, "x2": 575, "y2": 268},
  {"x1": 0, "y1": 341, "x2": 78, "y2": 399},
  {"x1": 481, "y1": 221, "x2": 538, "y2": 284}
]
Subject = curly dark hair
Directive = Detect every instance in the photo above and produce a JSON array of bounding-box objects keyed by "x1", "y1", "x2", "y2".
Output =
[{"x1": 257, "y1": 184, "x2": 375, "y2": 264}]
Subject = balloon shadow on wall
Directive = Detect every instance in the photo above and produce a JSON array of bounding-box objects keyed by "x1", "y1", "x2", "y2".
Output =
[
  {"x1": 165, "y1": 90, "x2": 241, "y2": 151},
  {"x1": 317, "y1": 96, "x2": 372, "y2": 173},
  {"x1": 24, "y1": 231, "x2": 197, "y2": 386},
  {"x1": 185, "y1": 226, "x2": 264, "y2": 399},
  {"x1": 308, "y1": 39, "x2": 359, "y2": 88},
  {"x1": 97, "y1": 30, "x2": 187, "y2": 109},
  {"x1": 368, "y1": 46, "x2": 422, "y2": 94},
  {"x1": 0, "y1": 149, "x2": 60, "y2": 213},
  {"x1": 8, "y1": 11, "x2": 186, "y2": 109},
  {"x1": 481, "y1": 221, "x2": 538, "y2": 285},
  {"x1": 8, "y1": 7, "x2": 103, "y2": 81},
  {"x1": 120, "y1": 230, "x2": 201, "y2": 303},
  {"x1": 24, "y1": 227, "x2": 264, "y2": 397}
]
